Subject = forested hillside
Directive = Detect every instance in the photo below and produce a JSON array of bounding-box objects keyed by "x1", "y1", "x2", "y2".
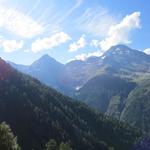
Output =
[{"x1": 0, "y1": 58, "x2": 142, "y2": 150}]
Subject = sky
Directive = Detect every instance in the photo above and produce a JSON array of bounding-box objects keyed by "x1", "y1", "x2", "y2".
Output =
[{"x1": 0, "y1": 0, "x2": 149, "y2": 65}]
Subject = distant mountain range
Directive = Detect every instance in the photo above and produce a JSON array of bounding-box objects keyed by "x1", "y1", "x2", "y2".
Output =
[
  {"x1": 10, "y1": 45, "x2": 150, "y2": 91},
  {"x1": 8, "y1": 44, "x2": 150, "y2": 132},
  {"x1": 0, "y1": 57, "x2": 142, "y2": 150}
]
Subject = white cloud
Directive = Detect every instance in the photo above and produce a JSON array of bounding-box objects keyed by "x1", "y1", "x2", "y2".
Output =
[
  {"x1": 73, "y1": 12, "x2": 141, "y2": 61},
  {"x1": 90, "y1": 40, "x2": 99, "y2": 48},
  {"x1": 100, "y1": 12, "x2": 141, "y2": 50},
  {"x1": 144, "y1": 48, "x2": 150, "y2": 55},
  {"x1": 0, "y1": 39, "x2": 23, "y2": 52},
  {"x1": 77, "y1": 7, "x2": 116, "y2": 37},
  {"x1": 69, "y1": 35, "x2": 86, "y2": 52},
  {"x1": 0, "y1": 6, "x2": 44, "y2": 38},
  {"x1": 31, "y1": 32, "x2": 71, "y2": 53},
  {"x1": 74, "y1": 51, "x2": 103, "y2": 61}
]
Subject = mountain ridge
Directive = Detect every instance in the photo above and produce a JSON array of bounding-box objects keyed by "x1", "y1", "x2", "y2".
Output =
[{"x1": 0, "y1": 57, "x2": 142, "y2": 150}]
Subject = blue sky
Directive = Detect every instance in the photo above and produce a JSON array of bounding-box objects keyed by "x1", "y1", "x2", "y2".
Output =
[{"x1": 0, "y1": 0, "x2": 149, "y2": 65}]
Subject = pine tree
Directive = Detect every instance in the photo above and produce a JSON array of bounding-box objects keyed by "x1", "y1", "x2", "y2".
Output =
[
  {"x1": 45, "y1": 139, "x2": 58, "y2": 150},
  {"x1": 0, "y1": 122, "x2": 21, "y2": 150}
]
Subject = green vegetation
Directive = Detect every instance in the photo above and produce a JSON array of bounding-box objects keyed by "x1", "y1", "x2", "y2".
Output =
[
  {"x1": 76, "y1": 73, "x2": 150, "y2": 133},
  {"x1": 76, "y1": 75, "x2": 136, "y2": 118},
  {"x1": 59, "y1": 142, "x2": 72, "y2": 150},
  {"x1": 45, "y1": 139, "x2": 72, "y2": 150},
  {"x1": 10, "y1": 46, "x2": 150, "y2": 134},
  {"x1": 0, "y1": 59, "x2": 142, "y2": 150},
  {"x1": 0, "y1": 122, "x2": 20, "y2": 150},
  {"x1": 121, "y1": 78, "x2": 150, "y2": 133}
]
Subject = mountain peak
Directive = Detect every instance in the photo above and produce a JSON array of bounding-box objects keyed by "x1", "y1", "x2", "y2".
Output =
[
  {"x1": 108, "y1": 45, "x2": 132, "y2": 54},
  {"x1": 40, "y1": 54, "x2": 51, "y2": 59},
  {"x1": 31, "y1": 54, "x2": 63, "y2": 67},
  {"x1": 39, "y1": 54, "x2": 55, "y2": 61},
  {"x1": 103, "y1": 45, "x2": 142, "y2": 58}
]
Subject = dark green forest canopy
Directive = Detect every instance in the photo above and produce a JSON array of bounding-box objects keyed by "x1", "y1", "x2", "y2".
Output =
[{"x1": 0, "y1": 58, "x2": 142, "y2": 150}]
